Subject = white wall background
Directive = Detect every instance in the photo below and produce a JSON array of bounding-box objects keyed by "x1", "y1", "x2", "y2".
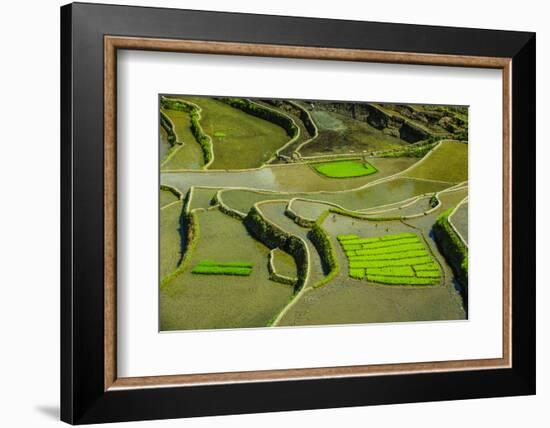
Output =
[{"x1": 0, "y1": 0, "x2": 546, "y2": 426}]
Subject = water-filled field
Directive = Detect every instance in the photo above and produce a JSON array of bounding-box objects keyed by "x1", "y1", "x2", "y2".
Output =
[
  {"x1": 160, "y1": 209, "x2": 294, "y2": 331},
  {"x1": 160, "y1": 188, "x2": 179, "y2": 208},
  {"x1": 403, "y1": 140, "x2": 468, "y2": 183},
  {"x1": 159, "y1": 95, "x2": 468, "y2": 331},
  {"x1": 161, "y1": 108, "x2": 205, "y2": 169},
  {"x1": 184, "y1": 97, "x2": 290, "y2": 169},
  {"x1": 162, "y1": 157, "x2": 418, "y2": 195}
]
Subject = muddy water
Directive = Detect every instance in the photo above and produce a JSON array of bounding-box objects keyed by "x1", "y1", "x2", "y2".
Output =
[
  {"x1": 160, "y1": 209, "x2": 293, "y2": 331},
  {"x1": 160, "y1": 127, "x2": 170, "y2": 161},
  {"x1": 161, "y1": 157, "x2": 417, "y2": 196}
]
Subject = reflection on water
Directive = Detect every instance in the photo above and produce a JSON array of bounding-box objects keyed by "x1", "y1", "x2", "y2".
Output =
[
  {"x1": 160, "y1": 128, "x2": 170, "y2": 160},
  {"x1": 162, "y1": 164, "x2": 378, "y2": 195}
]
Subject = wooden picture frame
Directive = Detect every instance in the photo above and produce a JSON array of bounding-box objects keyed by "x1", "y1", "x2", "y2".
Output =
[{"x1": 61, "y1": 2, "x2": 535, "y2": 424}]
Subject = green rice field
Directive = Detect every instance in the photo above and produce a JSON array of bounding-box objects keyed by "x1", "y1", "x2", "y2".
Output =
[
  {"x1": 313, "y1": 159, "x2": 378, "y2": 178},
  {"x1": 159, "y1": 95, "x2": 468, "y2": 331},
  {"x1": 192, "y1": 260, "x2": 253, "y2": 276},
  {"x1": 338, "y1": 233, "x2": 441, "y2": 285}
]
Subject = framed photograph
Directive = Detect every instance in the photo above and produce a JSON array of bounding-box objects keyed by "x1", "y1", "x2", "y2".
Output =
[{"x1": 61, "y1": 2, "x2": 535, "y2": 424}]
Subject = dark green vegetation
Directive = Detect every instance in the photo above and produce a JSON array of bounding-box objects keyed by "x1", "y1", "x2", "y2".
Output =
[
  {"x1": 313, "y1": 159, "x2": 377, "y2": 178},
  {"x1": 338, "y1": 233, "x2": 441, "y2": 285},
  {"x1": 433, "y1": 208, "x2": 468, "y2": 295},
  {"x1": 159, "y1": 95, "x2": 468, "y2": 331},
  {"x1": 192, "y1": 260, "x2": 253, "y2": 276}
]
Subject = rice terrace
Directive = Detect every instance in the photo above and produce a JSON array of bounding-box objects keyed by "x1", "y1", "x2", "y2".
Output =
[{"x1": 159, "y1": 95, "x2": 469, "y2": 331}]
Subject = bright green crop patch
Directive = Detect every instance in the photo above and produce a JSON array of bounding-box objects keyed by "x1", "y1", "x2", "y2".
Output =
[
  {"x1": 313, "y1": 160, "x2": 378, "y2": 178},
  {"x1": 337, "y1": 233, "x2": 441, "y2": 286},
  {"x1": 338, "y1": 235, "x2": 359, "y2": 241},
  {"x1": 349, "y1": 268, "x2": 366, "y2": 279},
  {"x1": 192, "y1": 260, "x2": 253, "y2": 276}
]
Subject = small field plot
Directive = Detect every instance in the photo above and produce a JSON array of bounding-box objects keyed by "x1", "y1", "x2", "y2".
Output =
[
  {"x1": 183, "y1": 97, "x2": 290, "y2": 170},
  {"x1": 403, "y1": 141, "x2": 468, "y2": 183},
  {"x1": 269, "y1": 248, "x2": 298, "y2": 283},
  {"x1": 338, "y1": 233, "x2": 441, "y2": 286},
  {"x1": 313, "y1": 159, "x2": 378, "y2": 178},
  {"x1": 160, "y1": 188, "x2": 179, "y2": 208},
  {"x1": 160, "y1": 209, "x2": 293, "y2": 331},
  {"x1": 188, "y1": 187, "x2": 219, "y2": 211},
  {"x1": 192, "y1": 260, "x2": 253, "y2": 276},
  {"x1": 161, "y1": 108, "x2": 205, "y2": 170}
]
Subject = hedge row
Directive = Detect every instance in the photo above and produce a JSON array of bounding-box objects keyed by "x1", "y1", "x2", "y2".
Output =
[
  {"x1": 218, "y1": 98, "x2": 299, "y2": 140},
  {"x1": 188, "y1": 108, "x2": 213, "y2": 165},
  {"x1": 160, "y1": 209, "x2": 200, "y2": 288},
  {"x1": 295, "y1": 104, "x2": 318, "y2": 138},
  {"x1": 432, "y1": 208, "x2": 468, "y2": 295},
  {"x1": 309, "y1": 212, "x2": 339, "y2": 288},
  {"x1": 160, "y1": 111, "x2": 177, "y2": 146},
  {"x1": 284, "y1": 203, "x2": 316, "y2": 228},
  {"x1": 375, "y1": 140, "x2": 438, "y2": 158},
  {"x1": 160, "y1": 184, "x2": 183, "y2": 201},
  {"x1": 160, "y1": 97, "x2": 194, "y2": 113},
  {"x1": 161, "y1": 97, "x2": 213, "y2": 166},
  {"x1": 216, "y1": 195, "x2": 246, "y2": 220},
  {"x1": 329, "y1": 207, "x2": 402, "y2": 222},
  {"x1": 244, "y1": 206, "x2": 307, "y2": 294}
]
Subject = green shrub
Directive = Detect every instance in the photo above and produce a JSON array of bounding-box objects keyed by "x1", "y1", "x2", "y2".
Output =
[
  {"x1": 219, "y1": 98, "x2": 299, "y2": 139},
  {"x1": 160, "y1": 97, "x2": 194, "y2": 112},
  {"x1": 188, "y1": 109, "x2": 213, "y2": 165},
  {"x1": 310, "y1": 213, "x2": 339, "y2": 288},
  {"x1": 160, "y1": 210, "x2": 200, "y2": 288},
  {"x1": 243, "y1": 206, "x2": 307, "y2": 294},
  {"x1": 160, "y1": 111, "x2": 177, "y2": 146},
  {"x1": 160, "y1": 184, "x2": 183, "y2": 200},
  {"x1": 160, "y1": 96, "x2": 213, "y2": 166},
  {"x1": 433, "y1": 208, "x2": 468, "y2": 290},
  {"x1": 377, "y1": 141, "x2": 437, "y2": 158}
]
